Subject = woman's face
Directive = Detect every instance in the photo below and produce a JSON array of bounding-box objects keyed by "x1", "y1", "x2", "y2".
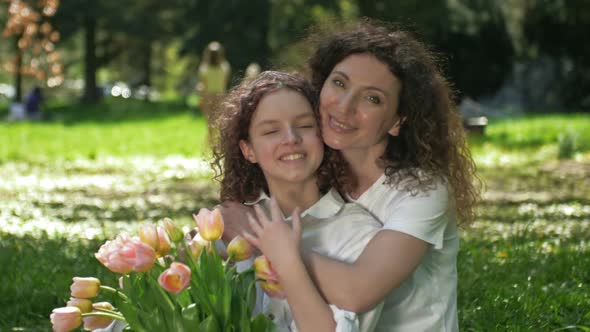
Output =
[
  {"x1": 239, "y1": 89, "x2": 324, "y2": 188},
  {"x1": 319, "y1": 53, "x2": 403, "y2": 153}
]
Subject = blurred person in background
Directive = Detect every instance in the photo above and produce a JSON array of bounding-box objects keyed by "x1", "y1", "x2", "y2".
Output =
[{"x1": 197, "y1": 41, "x2": 231, "y2": 121}]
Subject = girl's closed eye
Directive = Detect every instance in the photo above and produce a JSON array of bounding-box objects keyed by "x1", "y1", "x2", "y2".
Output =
[{"x1": 261, "y1": 128, "x2": 279, "y2": 135}]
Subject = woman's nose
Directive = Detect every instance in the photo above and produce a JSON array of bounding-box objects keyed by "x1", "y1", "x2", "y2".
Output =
[{"x1": 334, "y1": 92, "x2": 357, "y2": 116}]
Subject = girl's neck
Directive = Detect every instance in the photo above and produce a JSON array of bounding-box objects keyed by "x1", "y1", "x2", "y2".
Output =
[
  {"x1": 267, "y1": 180, "x2": 321, "y2": 217},
  {"x1": 341, "y1": 145, "x2": 386, "y2": 199}
]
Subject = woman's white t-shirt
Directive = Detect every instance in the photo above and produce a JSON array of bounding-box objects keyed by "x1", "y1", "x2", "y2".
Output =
[{"x1": 349, "y1": 173, "x2": 459, "y2": 332}]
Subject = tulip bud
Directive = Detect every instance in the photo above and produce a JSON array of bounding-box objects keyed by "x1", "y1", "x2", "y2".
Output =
[
  {"x1": 227, "y1": 236, "x2": 254, "y2": 261},
  {"x1": 156, "y1": 226, "x2": 172, "y2": 256},
  {"x1": 260, "y1": 280, "x2": 286, "y2": 298},
  {"x1": 66, "y1": 297, "x2": 92, "y2": 313},
  {"x1": 254, "y1": 256, "x2": 279, "y2": 282},
  {"x1": 50, "y1": 306, "x2": 82, "y2": 332},
  {"x1": 158, "y1": 262, "x2": 191, "y2": 294},
  {"x1": 138, "y1": 224, "x2": 159, "y2": 252},
  {"x1": 82, "y1": 302, "x2": 114, "y2": 330},
  {"x1": 70, "y1": 277, "x2": 101, "y2": 299},
  {"x1": 193, "y1": 208, "x2": 224, "y2": 241},
  {"x1": 163, "y1": 217, "x2": 184, "y2": 242},
  {"x1": 188, "y1": 234, "x2": 206, "y2": 258}
]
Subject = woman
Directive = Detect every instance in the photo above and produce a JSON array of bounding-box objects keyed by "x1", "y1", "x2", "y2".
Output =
[{"x1": 221, "y1": 20, "x2": 480, "y2": 331}]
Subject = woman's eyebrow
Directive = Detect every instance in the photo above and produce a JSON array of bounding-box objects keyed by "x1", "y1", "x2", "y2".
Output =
[{"x1": 333, "y1": 70, "x2": 388, "y2": 95}]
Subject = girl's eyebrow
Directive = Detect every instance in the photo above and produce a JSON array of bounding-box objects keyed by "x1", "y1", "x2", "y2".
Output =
[{"x1": 254, "y1": 113, "x2": 315, "y2": 127}]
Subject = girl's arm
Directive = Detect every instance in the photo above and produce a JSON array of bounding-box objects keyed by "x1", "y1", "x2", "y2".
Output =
[
  {"x1": 244, "y1": 198, "x2": 337, "y2": 332},
  {"x1": 303, "y1": 231, "x2": 428, "y2": 313}
]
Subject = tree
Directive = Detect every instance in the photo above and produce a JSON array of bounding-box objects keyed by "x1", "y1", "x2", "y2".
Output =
[
  {"x1": 1, "y1": 0, "x2": 62, "y2": 102},
  {"x1": 523, "y1": 0, "x2": 590, "y2": 110},
  {"x1": 357, "y1": 0, "x2": 515, "y2": 100}
]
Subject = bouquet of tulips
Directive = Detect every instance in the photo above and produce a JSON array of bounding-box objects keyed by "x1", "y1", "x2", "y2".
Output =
[{"x1": 50, "y1": 208, "x2": 279, "y2": 332}]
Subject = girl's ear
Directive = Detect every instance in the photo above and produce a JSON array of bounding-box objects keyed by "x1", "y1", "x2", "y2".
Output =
[
  {"x1": 388, "y1": 116, "x2": 406, "y2": 137},
  {"x1": 239, "y1": 140, "x2": 257, "y2": 163}
]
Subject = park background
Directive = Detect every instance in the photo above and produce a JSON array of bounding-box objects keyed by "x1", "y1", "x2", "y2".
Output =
[{"x1": 1, "y1": 0, "x2": 589, "y2": 331}]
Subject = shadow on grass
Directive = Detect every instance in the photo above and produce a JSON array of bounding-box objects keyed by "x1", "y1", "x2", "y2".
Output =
[
  {"x1": 1, "y1": 98, "x2": 206, "y2": 125},
  {"x1": 47, "y1": 98, "x2": 204, "y2": 125}
]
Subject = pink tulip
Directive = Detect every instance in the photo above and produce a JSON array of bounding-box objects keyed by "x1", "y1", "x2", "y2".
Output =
[
  {"x1": 50, "y1": 306, "x2": 82, "y2": 332},
  {"x1": 163, "y1": 217, "x2": 184, "y2": 242},
  {"x1": 193, "y1": 208, "x2": 224, "y2": 241},
  {"x1": 82, "y1": 302, "x2": 115, "y2": 330},
  {"x1": 70, "y1": 277, "x2": 100, "y2": 299},
  {"x1": 158, "y1": 262, "x2": 191, "y2": 294},
  {"x1": 227, "y1": 236, "x2": 254, "y2": 261},
  {"x1": 254, "y1": 255, "x2": 279, "y2": 282},
  {"x1": 66, "y1": 297, "x2": 92, "y2": 313},
  {"x1": 260, "y1": 280, "x2": 286, "y2": 298},
  {"x1": 95, "y1": 233, "x2": 156, "y2": 274}
]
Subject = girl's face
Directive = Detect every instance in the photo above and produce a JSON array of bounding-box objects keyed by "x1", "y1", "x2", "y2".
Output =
[
  {"x1": 239, "y1": 89, "x2": 324, "y2": 189},
  {"x1": 319, "y1": 53, "x2": 403, "y2": 153}
]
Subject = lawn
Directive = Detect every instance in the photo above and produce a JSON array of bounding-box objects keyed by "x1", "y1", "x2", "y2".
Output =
[{"x1": 1, "y1": 99, "x2": 589, "y2": 331}]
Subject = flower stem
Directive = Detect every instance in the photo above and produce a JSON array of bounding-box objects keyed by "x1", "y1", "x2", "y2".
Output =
[
  {"x1": 100, "y1": 285, "x2": 129, "y2": 301},
  {"x1": 82, "y1": 311, "x2": 126, "y2": 322}
]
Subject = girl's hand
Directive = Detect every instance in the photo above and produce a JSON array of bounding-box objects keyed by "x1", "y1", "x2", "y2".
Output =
[{"x1": 243, "y1": 197, "x2": 302, "y2": 273}]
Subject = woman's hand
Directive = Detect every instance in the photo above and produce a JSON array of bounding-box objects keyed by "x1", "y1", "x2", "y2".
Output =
[
  {"x1": 216, "y1": 201, "x2": 255, "y2": 244},
  {"x1": 243, "y1": 197, "x2": 302, "y2": 274}
]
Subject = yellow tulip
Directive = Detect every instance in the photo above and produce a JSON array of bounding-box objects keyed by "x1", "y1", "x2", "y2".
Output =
[
  {"x1": 193, "y1": 208, "x2": 224, "y2": 241},
  {"x1": 254, "y1": 255, "x2": 279, "y2": 282},
  {"x1": 227, "y1": 236, "x2": 254, "y2": 262},
  {"x1": 70, "y1": 277, "x2": 100, "y2": 299},
  {"x1": 66, "y1": 297, "x2": 92, "y2": 313}
]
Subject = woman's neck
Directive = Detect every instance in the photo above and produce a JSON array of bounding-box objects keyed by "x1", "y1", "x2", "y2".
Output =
[
  {"x1": 341, "y1": 145, "x2": 386, "y2": 199},
  {"x1": 267, "y1": 180, "x2": 321, "y2": 217}
]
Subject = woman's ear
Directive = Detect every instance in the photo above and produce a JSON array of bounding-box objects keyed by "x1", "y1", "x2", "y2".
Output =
[
  {"x1": 388, "y1": 116, "x2": 406, "y2": 137},
  {"x1": 239, "y1": 140, "x2": 257, "y2": 163}
]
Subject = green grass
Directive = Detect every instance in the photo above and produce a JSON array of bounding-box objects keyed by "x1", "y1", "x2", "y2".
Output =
[
  {"x1": 471, "y1": 114, "x2": 590, "y2": 151},
  {"x1": 0, "y1": 98, "x2": 210, "y2": 163},
  {"x1": 1, "y1": 103, "x2": 589, "y2": 331}
]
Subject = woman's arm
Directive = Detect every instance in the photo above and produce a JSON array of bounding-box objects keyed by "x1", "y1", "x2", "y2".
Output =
[
  {"x1": 303, "y1": 231, "x2": 429, "y2": 313},
  {"x1": 244, "y1": 198, "x2": 337, "y2": 332}
]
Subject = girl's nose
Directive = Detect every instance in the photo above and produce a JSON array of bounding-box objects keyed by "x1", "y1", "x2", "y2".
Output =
[{"x1": 283, "y1": 127, "x2": 302, "y2": 145}]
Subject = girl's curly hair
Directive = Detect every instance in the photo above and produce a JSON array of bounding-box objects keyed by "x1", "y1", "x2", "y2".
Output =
[
  {"x1": 308, "y1": 19, "x2": 482, "y2": 225},
  {"x1": 210, "y1": 71, "x2": 342, "y2": 203}
]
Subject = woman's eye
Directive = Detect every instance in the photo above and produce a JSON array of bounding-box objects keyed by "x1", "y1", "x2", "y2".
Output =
[
  {"x1": 332, "y1": 79, "x2": 344, "y2": 88},
  {"x1": 367, "y1": 95, "x2": 381, "y2": 105},
  {"x1": 299, "y1": 124, "x2": 315, "y2": 129},
  {"x1": 262, "y1": 130, "x2": 278, "y2": 135}
]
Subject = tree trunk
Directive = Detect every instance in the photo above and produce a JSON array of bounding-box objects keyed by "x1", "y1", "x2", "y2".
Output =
[
  {"x1": 82, "y1": 15, "x2": 98, "y2": 103},
  {"x1": 141, "y1": 41, "x2": 152, "y2": 101},
  {"x1": 13, "y1": 36, "x2": 23, "y2": 103}
]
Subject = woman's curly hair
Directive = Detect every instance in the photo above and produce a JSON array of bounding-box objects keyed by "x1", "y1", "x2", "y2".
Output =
[
  {"x1": 210, "y1": 71, "x2": 342, "y2": 203},
  {"x1": 308, "y1": 19, "x2": 482, "y2": 225}
]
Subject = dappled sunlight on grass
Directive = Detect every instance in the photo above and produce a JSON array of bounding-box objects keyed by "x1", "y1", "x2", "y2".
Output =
[{"x1": 0, "y1": 156, "x2": 217, "y2": 241}]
